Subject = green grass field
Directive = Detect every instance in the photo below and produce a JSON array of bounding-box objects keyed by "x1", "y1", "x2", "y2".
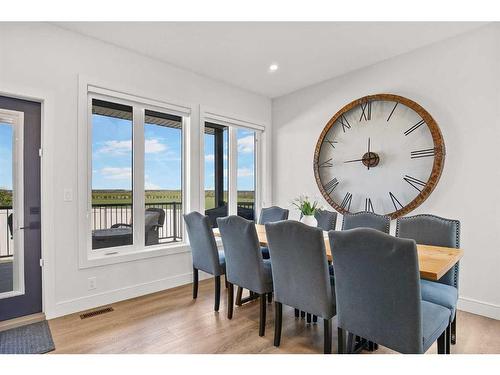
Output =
[{"x1": 91, "y1": 190, "x2": 254, "y2": 209}]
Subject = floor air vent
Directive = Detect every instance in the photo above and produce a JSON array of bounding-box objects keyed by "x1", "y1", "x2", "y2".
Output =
[{"x1": 80, "y1": 307, "x2": 114, "y2": 319}]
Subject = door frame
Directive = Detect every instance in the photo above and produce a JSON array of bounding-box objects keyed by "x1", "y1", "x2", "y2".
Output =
[
  {"x1": 0, "y1": 108, "x2": 25, "y2": 299},
  {"x1": 0, "y1": 84, "x2": 55, "y2": 319}
]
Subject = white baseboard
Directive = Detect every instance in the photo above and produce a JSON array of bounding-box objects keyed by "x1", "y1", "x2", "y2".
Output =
[
  {"x1": 458, "y1": 297, "x2": 500, "y2": 320},
  {"x1": 47, "y1": 270, "x2": 211, "y2": 319}
]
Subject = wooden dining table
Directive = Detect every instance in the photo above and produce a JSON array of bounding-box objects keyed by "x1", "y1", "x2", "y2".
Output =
[{"x1": 214, "y1": 224, "x2": 464, "y2": 281}]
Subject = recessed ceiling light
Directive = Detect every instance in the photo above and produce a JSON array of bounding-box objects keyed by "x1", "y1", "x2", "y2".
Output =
[{"x1": 269, "y1": 63, "x2": 279, "y2": 72}]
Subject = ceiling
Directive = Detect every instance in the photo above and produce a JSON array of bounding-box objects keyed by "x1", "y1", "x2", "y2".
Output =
[{"x1": 55, "y1": 22, "x2": 486, "y2": 98}]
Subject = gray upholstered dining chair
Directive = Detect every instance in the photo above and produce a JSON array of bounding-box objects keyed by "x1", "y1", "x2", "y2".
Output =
[
  {"x1": 266, "y1": 220, "x2": 336, "y2": 353},
  {"x1": 231, "y1": 206, "x2": 289, "y2": 306},
  {"x1": 183, "y1": 211, "x2": 226, "y2": 312},
  {"x1": 314, "y1": 209, "x2": 338, "y2": 231},
  {"x1": 341, "y1": 211, "x2": 390, "y2": 233},
  {"x1": 396, "y1": 214, "x2": 460, "y2": 349},
  {"x1": 329, "y1": 228, "x2": 450, "y2": 354},
  {"x1": 259, "y1": 206, "x2": 289, "y2": 259},
  {"x1": 216, "y1": 216, "x2": 273, "y2": 336},
  {"x1": 259, "y1": 206, "x2": 289, "y2": 225}
]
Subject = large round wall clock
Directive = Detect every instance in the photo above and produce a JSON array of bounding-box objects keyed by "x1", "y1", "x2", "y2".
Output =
[{"x1": 313, "y1": 94, "x2": 445, "y2": 219}]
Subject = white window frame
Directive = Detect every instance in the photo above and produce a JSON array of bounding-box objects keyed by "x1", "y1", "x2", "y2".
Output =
[
  {"x1": 0, "y1": 109, "x2": 25, "y2": 299},
  {"x1": 78, "y1": 80, "x2": 192, "y2": 268},
  {"x1": 200, "y1": 107, "x2": 264, "y2": 222}
]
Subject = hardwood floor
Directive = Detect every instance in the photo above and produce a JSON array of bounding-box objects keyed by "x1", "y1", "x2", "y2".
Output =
[{"x1": 48, "y1": 277, "x2": 500, "y2": 354}]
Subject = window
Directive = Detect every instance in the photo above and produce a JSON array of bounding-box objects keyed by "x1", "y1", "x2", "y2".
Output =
[
  {"x1": 204, "y1": 122, "x2": 229, "y2": 228},
  {"x1": 91, "y1": 100, "x2": 133, "y2": 250},
  {"x1": 236, "y1": 128, "x2": 256, "y2": 221},
  {"x1": 203, "y1": 116, "x2": 262, "y2": 226},
  {"x1": 144, "y1": 110, "x2": 183, "y2": 245},
  {"x1": 86, "y1": 89, "x2": 188, "y2": 258}
]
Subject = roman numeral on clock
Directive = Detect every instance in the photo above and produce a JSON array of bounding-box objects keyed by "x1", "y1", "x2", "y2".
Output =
[
  {"x1": 338, "y1": 114, "x2": 351, "y2": 132},
  {"x1": 403, "y1": 175, "x2": 427, "y2": 192},
  {"x1": 317, "y1": 158, "x2": 333, "y2": 168},
  {"x1": 324, "y1": 177, "x2": 339, "y2": 195},
  {"x1": 340, "y1": 192, "x2": 352, "y2": 211},
  {"x1": 359, "y1": 101, "x2": 372, "y2": 121},
  {"x1": 387, "y1": 102, "x2": 398, "y2": 122},
  {"x1": 365, "y1": 198, "x2": 374, "y2": 213},
  {"x1": 410, "y1": 148, "x2": 436, "y2": 159},
  {"x1": 325, "y1": 138, "x2": 338, "y2": 149},
  {"x1": 389, "y1": 192, "x2": 404, "y2": 211},
  {"x1": 404, "y1": 119, "x2": 425, "y2": 136}
]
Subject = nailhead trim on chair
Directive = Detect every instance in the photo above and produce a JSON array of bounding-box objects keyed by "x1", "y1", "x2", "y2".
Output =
[
  {"x1": 395, "y1": 214, "x2": 460, "y2": 288},
  {"x1": 341, "y1": 211, "x2": 391, "y2": 233}
]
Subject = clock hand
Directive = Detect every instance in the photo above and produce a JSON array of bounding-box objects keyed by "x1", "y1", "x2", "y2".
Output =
[
  {"x1": 343, "y1": 158, "x2": 366, "y2": 164},
  {"x1": 367, "y1": 137, "x2": 371, "y2": 170}
]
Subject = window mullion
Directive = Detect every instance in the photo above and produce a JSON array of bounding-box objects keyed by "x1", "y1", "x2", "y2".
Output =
[
  {"x1": 228, "y1": 127, "x2": 238, "y2": 216},
  {"x1": 133, "y1": 106, "x2": 145, "y2": 249}
]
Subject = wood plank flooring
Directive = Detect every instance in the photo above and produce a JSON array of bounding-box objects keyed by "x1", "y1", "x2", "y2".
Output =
[{"x1": 48, "y1": 277, "x2": 500, "y2": 354}]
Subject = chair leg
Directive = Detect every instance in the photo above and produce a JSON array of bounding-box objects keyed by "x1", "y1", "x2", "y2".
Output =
[
  {"x1": 225, "y1": 277, "x2": 229, "y2": 289},
  {"x1": 192, "y1": 267, "x2": 199, "y2": 299},
  {"x1": 214, "y1": 276, "x2": 221, "y2": 312},
  {"x1": 227, "y1": 282, "x2": 234, "y2": 319},
  {"x1": 338, "y1": 327, "x2": 345, "y2": 354},
  {"x1": 307, "y1": 313, "x2": 311, "y2": 323},
  {"x1": 324, "y1": 318, "x2": 332, "y2": 354},
  {"x1": 437, "y1": 330, "x2": 446, "y2": 354},
  {"x1": 451, "y1": 315, "x2": 456, "y2": 345},
  {"x1": 294, "y1": 308, "x2": 299, "y2": 318},
  {"x1": 259, "y1": 294, "x2": 266, "y2": 337},
  {"x1": 267, "y1": 292, "x2": 273, "y2": 303},
  {"x1": 235, "y1": 286, "x2": 243, "y2": 306},
  {"x1": 274, "y1": 302, "x2": 283, "y2": 347},
  {"x1": 313, "y1": 315, "x2": 318, "y2": 323},
  {"x1": 347, "y1": 332, "x2": 354, "y2": 354},
  {"x1": 446, "y1": 324, "x2": 451, "y2": 354}
]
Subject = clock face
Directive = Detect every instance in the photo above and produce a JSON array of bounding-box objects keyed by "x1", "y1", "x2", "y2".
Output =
[{"x1": 314, "y1": 94, "x2": 445, "y2": 219}]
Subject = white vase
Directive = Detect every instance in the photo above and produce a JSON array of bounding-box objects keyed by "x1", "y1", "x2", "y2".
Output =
[{"x1": 300, "y1": 214, "x2": 317, "y2": 227}]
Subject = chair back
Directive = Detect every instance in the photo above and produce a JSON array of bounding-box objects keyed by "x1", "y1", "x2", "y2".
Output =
[
  {"x1": 315, "y1": 209, "x2": 337, "y2": 231},
  {"x1": 329, "y1": 228, "x2": 422, "y2": 353},
  {"x1": 146, "y1": 207, "x2": 165, "y2": 226},
  {"x1": 396, "y1": 214, "x2": 460, "y2": 287},
  {"x1": 342, "y1": 211, "x2": 390, "y2": 233},
  {"x1": 266, "y1": 220, "x2": 335, "y2": 319},
  {"x1": 217, "y1": 216, "x2": 272, "y2": 294},
  {"x1": 183, "y1": 211, "x2": 223, "y2": 276},
  {"x1": 258, "y1": 206, "x2": 289, "y2": 224}
]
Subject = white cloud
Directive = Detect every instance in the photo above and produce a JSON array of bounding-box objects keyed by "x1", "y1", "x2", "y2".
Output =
[
  {"x1": 145, "y1": 181, "x2": 160, "y2": 190},
  {"x1": 238, "y1": 167, "x2": 254, "y2": 178},
  {"x1": 100, "y1": 167, "x2": 132, "y2": 180},
  {"x1": 145, "y1": 139, "x2": 167, "y2": 154},
  {"x1": 97, "y1": 140, "x2": 131, "y2": 155},
  {"x1": 238, "y1": 135, "x2": 254, "y2": 154},
  {"x1": 97, "y1": 138, "x2": 166, "y2": 155}
]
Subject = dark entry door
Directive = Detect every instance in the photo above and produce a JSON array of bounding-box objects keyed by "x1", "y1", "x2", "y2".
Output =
[{"x1": 0, "y1": 95, "x2": 42, "y2": 321}]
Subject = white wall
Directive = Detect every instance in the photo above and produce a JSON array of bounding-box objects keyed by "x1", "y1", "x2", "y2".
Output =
[
  {"x1": 0, "y1": 23, "x2": 272, "y2": 318},
  {"x1": 272, "y1": 24, "x2": 500, "y2": 319}
]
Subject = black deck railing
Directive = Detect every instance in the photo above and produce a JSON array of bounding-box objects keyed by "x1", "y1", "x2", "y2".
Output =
[
  {"x1": 1, "y1": 202, "x2": 256, "y2": 256},
  {"x1": 91, "y1": 201, "x2": 255, "y2": 243},
  {"x1": 0, "y1": 206, "x2": 13, "y2": 258},
  {"x1": 91, "y1": 202, "x2": 184, "y2": 243}
]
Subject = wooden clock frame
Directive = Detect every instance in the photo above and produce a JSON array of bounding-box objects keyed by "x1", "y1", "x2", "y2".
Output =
[{"x1": 313, "y1": 93, "x2": 446, "y2": 219}]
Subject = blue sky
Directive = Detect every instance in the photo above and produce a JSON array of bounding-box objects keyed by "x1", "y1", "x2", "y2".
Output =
[
  {"x1": 0, "y1": 123, "x2": 13, "y2": 190},
  {"x1": 91, "y1": 115, "x2": 255, "y2": 191}
]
